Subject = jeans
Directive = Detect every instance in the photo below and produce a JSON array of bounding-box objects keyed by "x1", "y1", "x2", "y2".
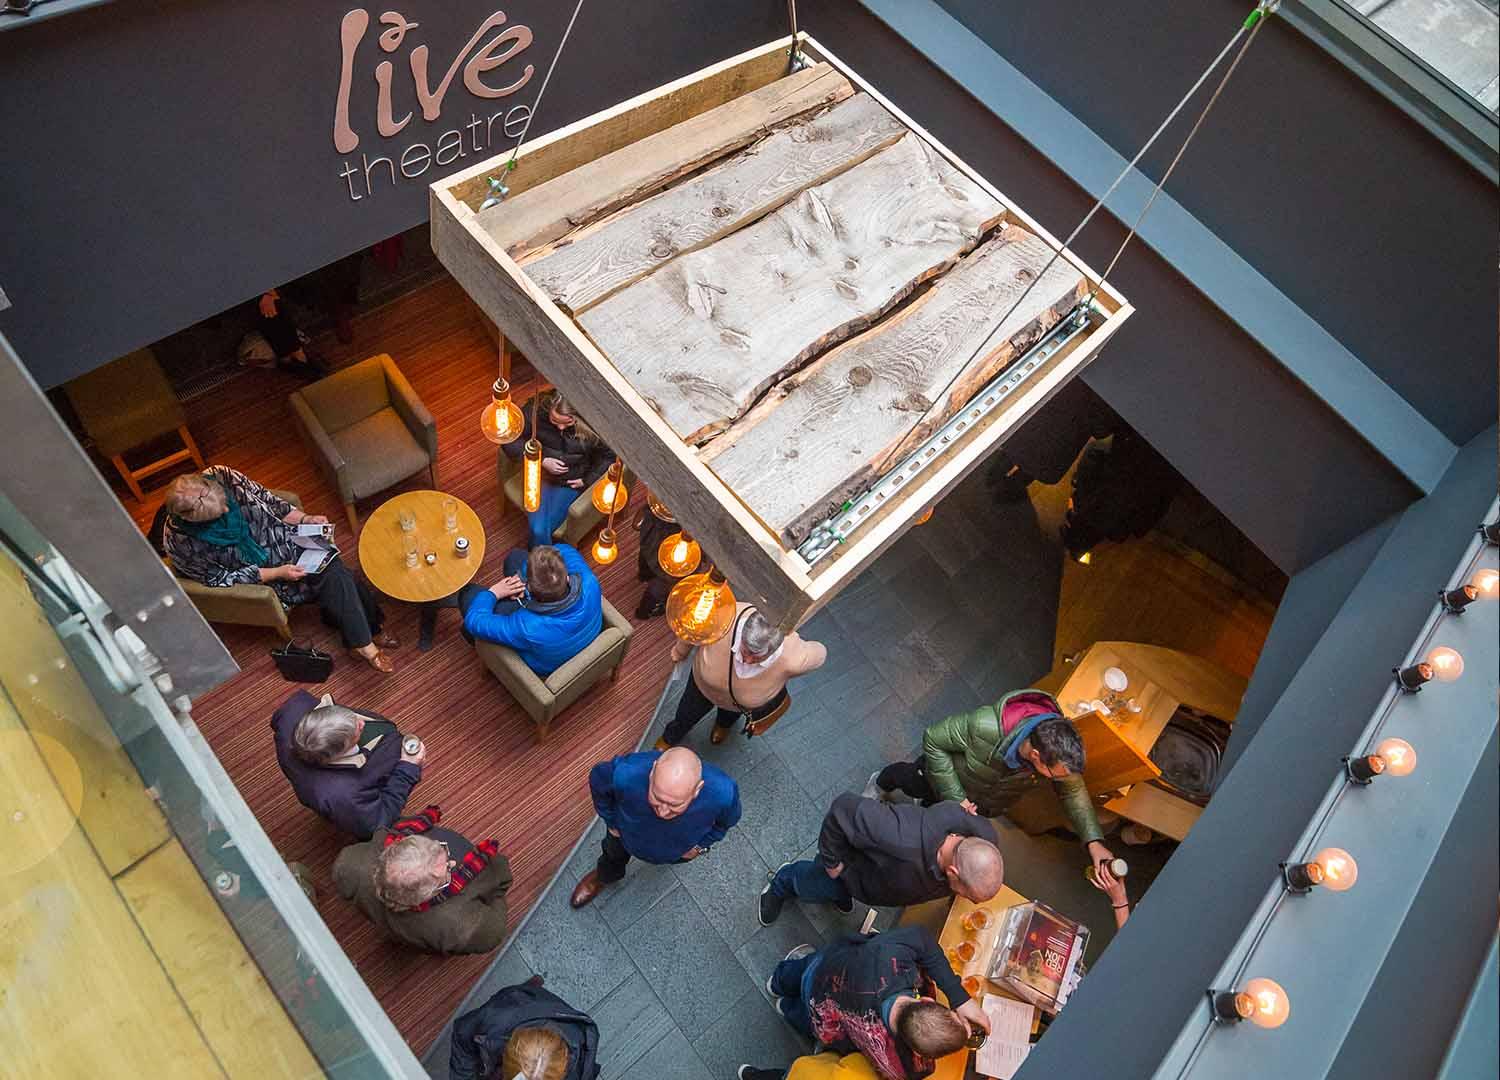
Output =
[
  {"x1": 771, "y1": 948, "x2": 819, "y2": 1037},
  {"x1": 457, "y1": 549, "x2": 528, "y2": 644},
  {"x1": 877, "y1": 759, "x2": 938, "y2": 804},
  {"x1": 662, "y1": 673, "x2": 788, "y2": 745},
  {"x1": 768, "y1": 859, "x2": 852, "y2": 909},
  {"x1": 527, "y1": 483, "x2": 578, "y2": 549}
]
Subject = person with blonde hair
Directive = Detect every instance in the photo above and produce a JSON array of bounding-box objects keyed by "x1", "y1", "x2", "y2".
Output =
[
  {"x1": 161, "y1": 465, "x2": 398, "y2": 672},
  {"x1": 449, "y1": 979, "x2": 600, "y2": 1080},
  {"x1": 499, "y1": 389, "x2": 617, "y2": 549}
]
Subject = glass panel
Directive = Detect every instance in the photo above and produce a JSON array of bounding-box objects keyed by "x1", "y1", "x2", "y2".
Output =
[
  {"x1": 1341, "y1": 0, "x2": 1499, "y2": 112},
  {"x1": 0, "y1": 514, "x2": 420, "y2": 1078}
]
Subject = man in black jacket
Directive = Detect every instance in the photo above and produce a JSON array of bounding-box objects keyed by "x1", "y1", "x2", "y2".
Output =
[
  {"x1": 271, "y1": 690, "x2": 423, "y2": 839},
  {"x1": 768, "y1": 927, "x2": 990, "y2": 1080},
  {"x1": 449, "y1": 978, "x2": 600, "y2": 1080},
  {"x1": 759, "y1": 794, "x2": 1003, "y2": 926}
]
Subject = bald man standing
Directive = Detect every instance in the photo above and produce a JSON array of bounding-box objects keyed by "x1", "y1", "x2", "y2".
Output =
[
  {"x1": 572, "y1": 746, "x2": 742, "y2": 908},
  {"x1": 759, "y1": 794, "x2": 1004, "y2": 926}
]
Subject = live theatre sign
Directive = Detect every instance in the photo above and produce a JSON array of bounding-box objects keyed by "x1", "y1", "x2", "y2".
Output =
[{"x1": 332, "y1": 7, "x2": 537, "y2": 201}]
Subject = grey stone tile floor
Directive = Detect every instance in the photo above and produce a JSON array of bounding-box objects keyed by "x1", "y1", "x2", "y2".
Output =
[{"x1": 421, "y1": 472, "x2": 1176, "y2": 1078}]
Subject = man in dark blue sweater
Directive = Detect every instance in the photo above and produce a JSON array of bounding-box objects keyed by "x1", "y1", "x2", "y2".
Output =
[{"x1": 571, "y1": 747, "x2": 741, "y2": 908}]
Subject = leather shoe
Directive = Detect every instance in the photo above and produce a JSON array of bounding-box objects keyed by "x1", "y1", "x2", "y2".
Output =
[
  {"x1": 710, "y1": 724, "x2": 730, "y2": 746},
  {"x1": 570, "y1": 870, "x2": 604, "y2": 909},
  {"x1": 653, "y1": 737, "x2": 671, "y2": 752}
]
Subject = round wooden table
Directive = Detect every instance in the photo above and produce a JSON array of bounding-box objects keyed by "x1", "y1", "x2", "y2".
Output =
[{"x1": 358, "y1": 490, "x2": 487, "y2": 651}]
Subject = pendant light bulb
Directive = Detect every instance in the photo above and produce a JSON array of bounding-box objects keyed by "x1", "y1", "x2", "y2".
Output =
[
  {"x1": 658, "y1": 530, "x2": 702, "y2": 577},
  {"x1": 1242, "y1": 978, "x2": 1290, "y2": 1029},
  {"x1": 915, "y1": 507, "x2": 935, "y2": 525},
  {"x1": 480, "y1": 378, "x2": 525, "y2": 444},
  {"x1": 522, "y1": 439, "x2": 543, "y2": 513},
  {"x1": 592, "y1": 527, "x2": 618, "y2": 566},
  {"x1": 645, "y1": 487, "x2": 675, "y2": 523},
  {"x1": 1373, "y1": 737, "x2": 1416, "y2": 777},
  {"x1": 667, "y1": 567, "x2": 735, "y2": 645},
  {"x1": 591, "y1": 460, "x2": 629, "y2": 515}
]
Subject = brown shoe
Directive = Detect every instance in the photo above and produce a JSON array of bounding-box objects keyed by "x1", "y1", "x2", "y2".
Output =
[
  {"x1": 570, "y1": 870, "x2": 605, "y2": 909},
  {"x1": 374, "y1": 631, "x2": 400, "y2": 649},
  {"x1": 653, "y1": 737, "x2": 671, "y2": 752},
  {"x1": 710, "y1": 724, "x2": 730, "y2": 746},
  {"x1": 356, "y1": 648, "x2": 395, "y2": 674}
]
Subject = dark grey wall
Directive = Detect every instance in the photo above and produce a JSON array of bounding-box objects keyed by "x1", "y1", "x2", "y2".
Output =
[
  {"x1": 1014, "y1": 424, "x2": 1497, "y2": 1076},
  {"x1": 805, "y1": 0, "x2": 1418, "y2": 571},
  {"x1": 0, "y1": 0, "x2": 782, "y2": 388},
  {"x1": 934, "y1": 0, "x2": 1498, "y2": 446}
]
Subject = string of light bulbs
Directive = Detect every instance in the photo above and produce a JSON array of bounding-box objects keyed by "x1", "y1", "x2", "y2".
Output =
[{"x1": 1173, "y1": 513, "x2": 1499, "y2": 1072}]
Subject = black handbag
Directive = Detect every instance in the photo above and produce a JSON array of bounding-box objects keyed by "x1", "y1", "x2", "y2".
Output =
[{"x1": 271, "y1": 639, "x2": 334, "y2": 683}]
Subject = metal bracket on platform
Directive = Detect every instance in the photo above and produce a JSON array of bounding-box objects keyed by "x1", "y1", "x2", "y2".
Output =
[{"x1": 795, "y1": 299, "x2": 1101, "y2": 565}]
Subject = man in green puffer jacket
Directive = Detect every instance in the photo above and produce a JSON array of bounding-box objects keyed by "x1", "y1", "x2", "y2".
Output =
[{"x1": 871, "y1": 689, "x2": 1123, "y2": 895}]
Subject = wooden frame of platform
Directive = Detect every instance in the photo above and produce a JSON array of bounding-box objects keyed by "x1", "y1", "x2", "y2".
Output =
[{"x1": 432, "y1": 34, "x2": 1133, "y2": 629}]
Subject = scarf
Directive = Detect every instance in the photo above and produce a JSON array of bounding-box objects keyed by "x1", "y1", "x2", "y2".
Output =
[
  {"x1": 382, "y1": 805, "x2": 499, "y2": 911},
  {"x1": 523, "y1": 574, "x2": 582, "y2": 614},
  {"x1": 172, "y1": 488, "x2": 270, "y2": 566},
  {"x1": 1002, "y1": 711, "x2": 1062, "y2": 771}
]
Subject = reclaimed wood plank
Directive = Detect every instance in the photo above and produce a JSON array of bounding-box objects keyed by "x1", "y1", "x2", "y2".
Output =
[
  {"x1": 703, "y1": 224, "x2": 1087, "y2": 545},
  {"x1": 522, "y1": 93, "x2": 906, "y2": 313},
  {"x1": 579, "y1": 133, "x2": 1006, "y2": 444},
  {"x1": 478, "y1": 63, "x2": 853, "y2": 256},
  {"x1": 447, "y1": 37, "x2": 799, "y2": 210}
]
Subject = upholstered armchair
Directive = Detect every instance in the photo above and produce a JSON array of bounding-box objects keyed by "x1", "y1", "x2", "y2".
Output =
[
  {"x1": 163, "y1": 491, "x2": 302, "y2": 640},
  {"x1": 496, "y1": 452, "x2": 634, "y2": 547},
  {"x1": 475, "y1": 598, "x2": 633, "y2": 742},
  {"x1": 289, "y1": 354, "x2": 437, "y2": 531}
]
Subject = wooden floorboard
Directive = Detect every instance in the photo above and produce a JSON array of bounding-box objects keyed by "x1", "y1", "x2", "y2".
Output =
[{"x1": 113, "y1": 276, "x2": 676, "y2": 1053}]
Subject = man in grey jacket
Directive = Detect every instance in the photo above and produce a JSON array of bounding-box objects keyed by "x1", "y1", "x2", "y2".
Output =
[{"x1": 758, "y1": 793, "x2": 1004, "y2": 925}]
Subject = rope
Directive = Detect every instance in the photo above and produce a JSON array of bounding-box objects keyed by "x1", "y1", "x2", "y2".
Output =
[
  {"x1": 868, "y1": 1, "x2": 1276, "y2": 483},
  {"x1": 787, "y1": 0, "x2": 801, "y2": 67},
  {"x1": 496, "y1": 0, "x2": 587, "y2": 181}
]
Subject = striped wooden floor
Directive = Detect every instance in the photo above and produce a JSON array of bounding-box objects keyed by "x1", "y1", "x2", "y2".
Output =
[{"x1": 121, "y1": 276, "x2": 675, "y2": 1054}]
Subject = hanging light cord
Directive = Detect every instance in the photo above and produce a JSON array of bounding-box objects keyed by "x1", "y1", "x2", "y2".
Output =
[
  {"x1": 502, "y1": 0, "x2": 587, "y2": 176},
  {"x1": 867, "y1": 0, "x2": 1276, "y2": 484},
  {"x1": 787, "y1": 0, "x2": 801, "y2": 67}
]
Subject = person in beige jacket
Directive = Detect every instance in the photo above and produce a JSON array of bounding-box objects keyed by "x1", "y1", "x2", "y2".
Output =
[{"x1": 658, "y1": 604, "x2": 826, "y2": 748}]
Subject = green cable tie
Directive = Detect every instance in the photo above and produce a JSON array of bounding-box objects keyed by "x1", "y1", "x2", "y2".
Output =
[{"x1": 840, "y1": 501, "x2": 853, "y2": 511}]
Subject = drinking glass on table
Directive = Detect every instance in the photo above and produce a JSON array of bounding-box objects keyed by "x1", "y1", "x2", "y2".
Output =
[
  {"x1": 962, "y1": 974, "x2": 983, "y2": 997},
  {"x1": 398, "y1": 507, "x2": 416, "y2": 533},
  {"x1": 962, "y1": 907, "x2": 992, "y2": 933},
  {"x1": 442, "y1": 497, "x2": 458, "y2": 532},
  {"x1": 954, "y1": 939, "x2": 977, "y2": 964},
  {"x1": 402, "y1": 533, "x2": 419, "y2": 569}
]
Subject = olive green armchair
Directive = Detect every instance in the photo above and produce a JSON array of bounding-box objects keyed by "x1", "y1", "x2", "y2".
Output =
[
  {"x1": 164, "y1": 490, "x2": 301, "y2": 640},
  {"x1": 289, "y1": 354, "x2": 437, "y2": 531},
  {"x1": 475, "y1": 598, "x2": 633, "y2": 742},
  {"x1": 496, "y1": 452, "x2": 633, "y2": 547}
]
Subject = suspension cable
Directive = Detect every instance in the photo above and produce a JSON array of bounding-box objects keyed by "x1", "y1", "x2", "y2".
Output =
[{"x1": 868, "y1": 1, "x2": 1278, "y2": 482}]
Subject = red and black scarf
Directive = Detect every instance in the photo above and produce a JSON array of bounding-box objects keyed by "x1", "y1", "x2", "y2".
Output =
[{"x1": 382, "y1": 805, "x2": 499, "y2": 912}]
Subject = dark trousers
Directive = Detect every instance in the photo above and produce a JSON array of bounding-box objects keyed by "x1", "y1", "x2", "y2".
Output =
[
  {"x1": 596, "y1": 830, "x2": 693, "y2": 883},
  {"x1": 876, "y1": 759, "x2": 938, "y2": 804},
  {"x1": 313, "y1": 559, "x2": 383, "y2": 649},
  {"x1": 662, "y1": 673, "x2": 788, "y2": 745},
  {"x1": 771, "y1": 948, "x2": 818, "y2": 1036},
  {"x1": 457, "y1": 549, "x2": 528, "y2": 644},
  {"x1": 257, "y1": 309, "x2": 302, "y2": 358},
  {"x1": 768, "y1": 859, "x2": 853, "y2": 909}
]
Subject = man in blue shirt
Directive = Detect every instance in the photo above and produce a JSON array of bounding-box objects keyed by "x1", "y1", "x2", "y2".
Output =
[
  {"x1": 571, "y1": 746, "x2": 741, "y2": 908},
  {"x1": 461, "y1": 544, "x2": 602, "y2": 676}
]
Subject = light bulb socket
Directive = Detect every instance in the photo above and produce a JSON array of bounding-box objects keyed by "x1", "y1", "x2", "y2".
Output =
[
  {"x1": 1481, "y1": 521, "x2": 1500, "y2": 546},
  {"x1": 1344, "y1": 754, "x2": 1385, "y2": 785},
  {"x1": 1282, "y1": 860, "x2": 1324, "y2": 893},
  {"x1": 1209, "y1": 990, "x2": 1253, "y2": 1024},
  {"x1": 1440, "y1": 584, "x2": 1478, "y2": 613},
  {"x1": 491, "y1": 377, "x2": 511, "y2": 401},
  {"x1": 1394, "y1": 662, "x2": 1431, "y2": 692}
]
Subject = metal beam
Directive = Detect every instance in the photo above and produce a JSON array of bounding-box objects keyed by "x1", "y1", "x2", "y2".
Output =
[{"x1": 855, "y1": 0, "x2": 1457, "y2": 493}]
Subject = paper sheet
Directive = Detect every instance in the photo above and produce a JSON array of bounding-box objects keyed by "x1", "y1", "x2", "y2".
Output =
[{"x1": 976, "y1": 996, "x2": 1034, "y2": 1079}]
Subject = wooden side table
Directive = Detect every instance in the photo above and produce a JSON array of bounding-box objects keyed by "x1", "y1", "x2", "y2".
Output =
[
  {"x1": 358, "y1": 491, "x2": 487, "y2": 651},
  {"x1": 932, "y1": 888, "x2": 1039, "y2": 1079}
]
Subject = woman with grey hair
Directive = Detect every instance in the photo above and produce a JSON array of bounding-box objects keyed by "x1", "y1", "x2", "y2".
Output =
[
  {"x1": 658, "y1": 604, "x2": 826, "y2": 749},
  {"x1": 162, "y1": 465, "x2": 398, "y2": 671}
]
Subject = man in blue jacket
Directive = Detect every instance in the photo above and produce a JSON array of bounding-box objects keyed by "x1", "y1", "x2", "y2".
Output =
[
  {"x1": 461, "y1": 543, "x2": 602, "y2": 675},
  {"x1": 571, "y1": 746, "x2": 741, "y2": 908}
]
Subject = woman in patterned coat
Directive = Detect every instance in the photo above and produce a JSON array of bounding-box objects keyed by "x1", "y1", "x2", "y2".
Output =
[{"x1": 162, "y1": 465, "x2": 398, "y2": 672}]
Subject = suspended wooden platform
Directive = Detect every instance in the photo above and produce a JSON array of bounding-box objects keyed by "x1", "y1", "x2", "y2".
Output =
[{"x1": 432, "y1": 35, "x2": 1133, "y2": 629}]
